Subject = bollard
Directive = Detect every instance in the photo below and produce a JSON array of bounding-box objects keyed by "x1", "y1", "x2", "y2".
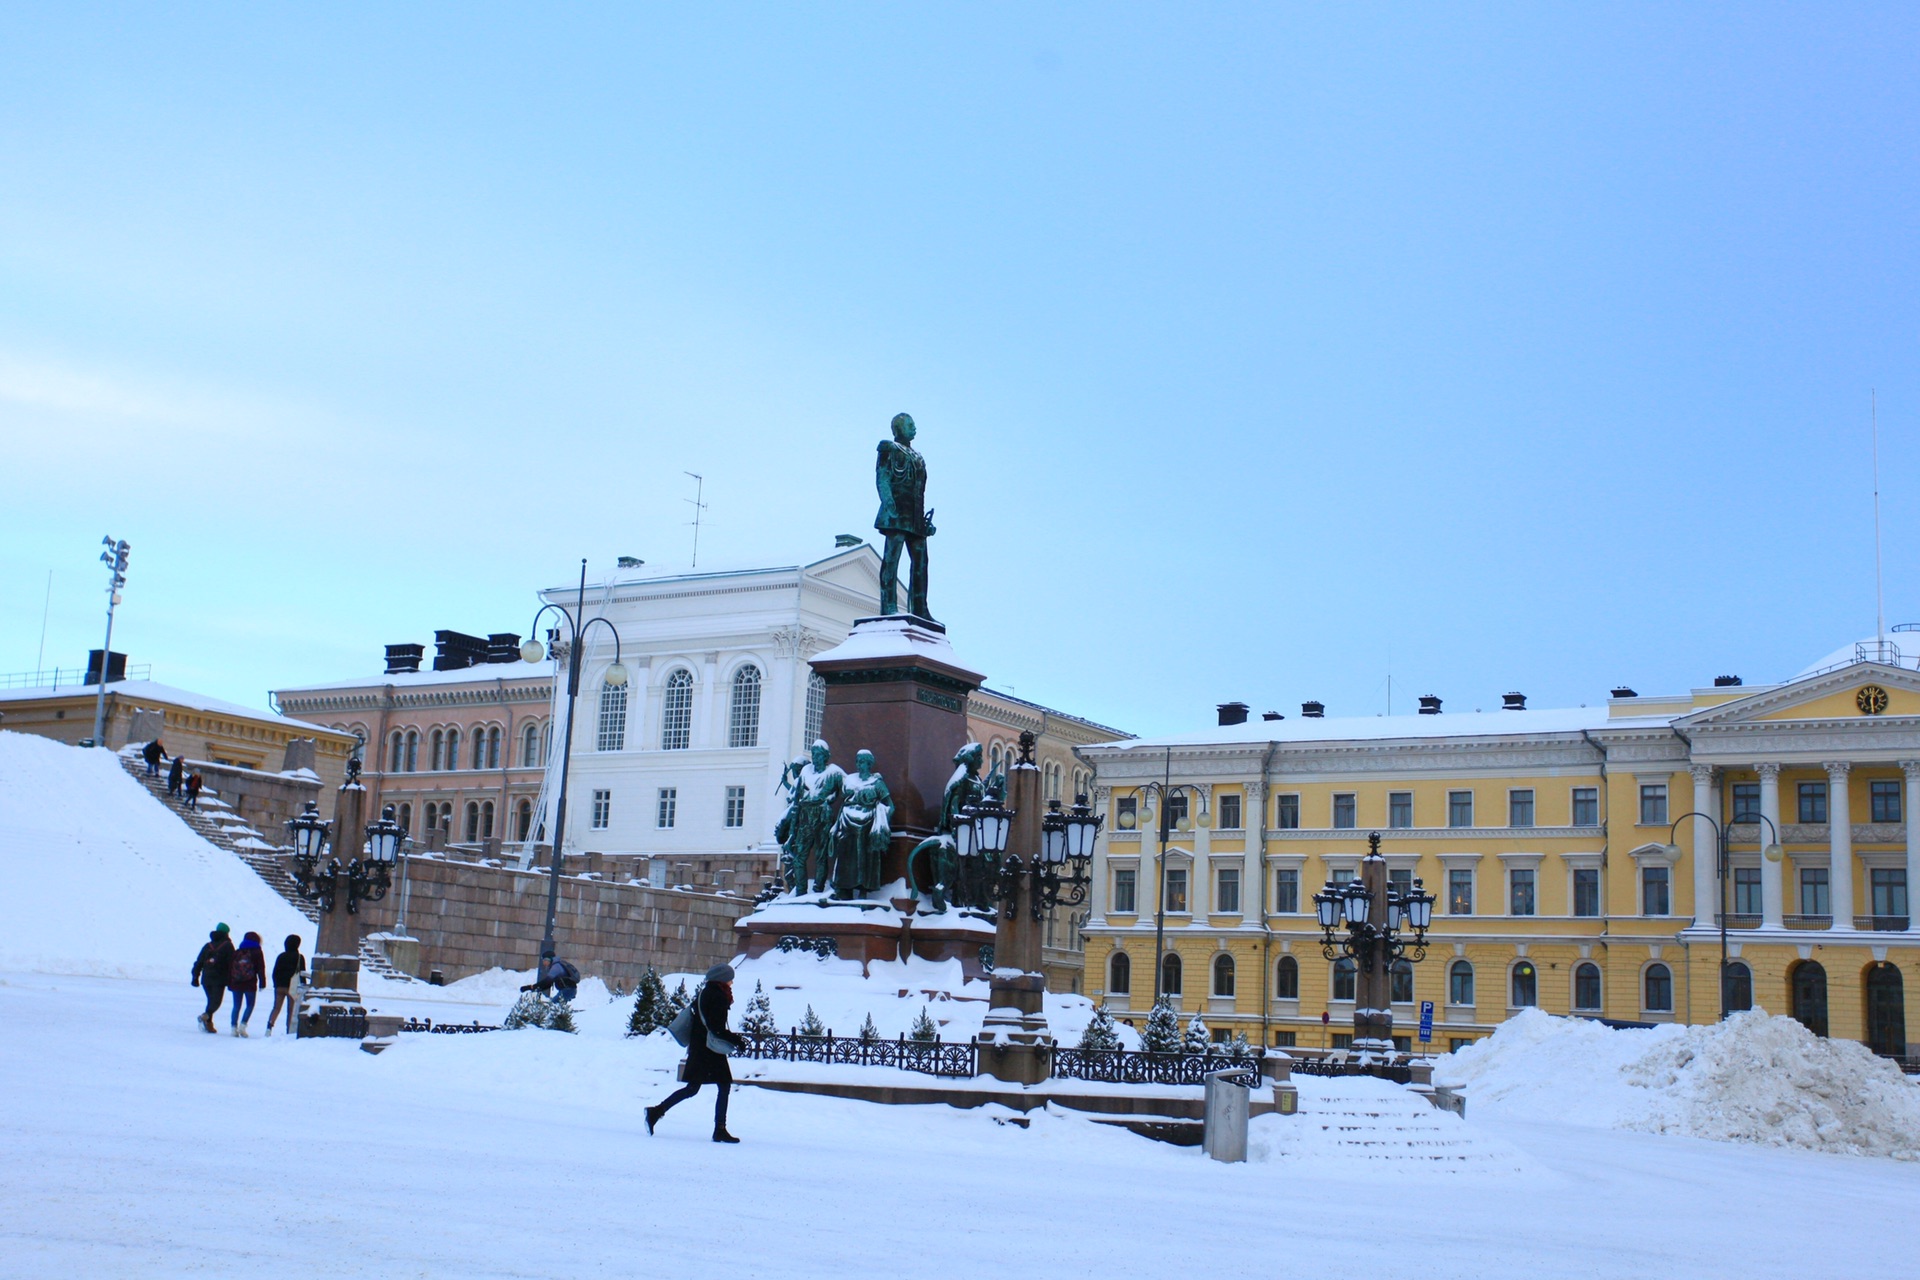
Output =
[{"x1": 1203, "y1": 1069, "x2": 1253, "y2": 1163}]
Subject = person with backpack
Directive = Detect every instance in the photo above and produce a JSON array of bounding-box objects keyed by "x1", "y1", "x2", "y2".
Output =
[
  {"x1": 228, "y1": 931, "x2": 267, "y2": 1036},
  {"x1": 184, "y1": 771, "x2": 204, "y2": 811},
  {"x1": 141, "y1": 738, "x2": 167, "y2": 777},
  {"x1": 166, "y1": 755, "x2": 185, "y2": 798},
  {"x1": 191, "y1": 924, "x2": 235, "y2": 1033},
  {"x1": 646, "y1": 963, "x2": 744, "y2": 1144},
  {"x1": 522, "y1": 950, "x2": 581, "y2": 1004},
  {"x1": 267, "y1": 934, "x2": 305, "y2": 1036}
]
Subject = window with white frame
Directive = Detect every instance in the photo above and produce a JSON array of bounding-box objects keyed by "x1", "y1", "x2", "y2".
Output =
[
  {"x1": 804, "y1": 673, "x2": 827, "y2": 744},
  {"x1": 1217, "y1": 793, "x2": 1241, "y2": 830},
  {"x1": 1643, "y1": 963, "x2": 1673, "y2": 1013},
  {"x1": 1273, "y1": 867, "x2": 1299, "y2": 913},
  {"x1": 1332, "y1": 957, "x2": 1356, "y2": 1002},
  {"x1": 1448, "y1": 960, "x2": 1475, "y2": 1006},
  {"x1": 1571, "y1": 787, "x2": 1598, "y2": 827},
  {"x1": 1275, "y1": 794, "x2": 1300, "y2": 829},
  {"x1": 656, "y1": 787, "x2": 677, "y2": 829},
  {"x1": 1390, "y1": 958, "x2": 1414, "y2": 1004},
  {"x1": 1275, "y1": 955, "x2": 1299, "y2": 999},
  {"x1": 1573, "y1": 962, "x2": 1603, "y2": 1010},
  {"x1": 1163, "y1": 866, "x2": 1189, "y2": 914},
  {"x1": 1211, "y1": 953, "x2": 1235, "y2": 997},
  {"x1": 1511, "y1": 961, "x2": 1537, "y2": 1008},
  {"x1": 724, "y1": 785, "x2": 746, "y2": 828},
  {"x1": 660, "y1": 669, "x2": 694, "y2": 750},
  {"x1": 1332, "y1": 793, "x2": 1357, "y2": 829},
  {"x1": 1448, "y1": 790, "x2": 1474, "y2": 827},
  {"x1": 1448, "y1": 868, "x2": 1474, "y2": 915},
  {"x1": 522, "y1": 722, "x2": 540, "y2": 768},
  {"x1": 1215, "y1": 865, "x2": 1241, "y2": 914},
  {"x1": 1573, "y1": 867, "x2": 1601, "y2": 917},
  {"x1": 596, "y1": 685, "x2": 627, "y2": 753},
  {"x1": 1642, "y1": 865, "x2": 1670, "y2": 916},
  {"x1": 590, "y1": 790, "x2": 610, "y2": 830},
  {"x1": 1640, "y1": 783, "x2": 1668, "y2": 826},
  {"x1": 1509, "y1": 867, "x2": 1536, "y2": 916},
  {"x1": 728, "y1": 665, "x2": 762, "y2": 748},
  {"x1": 1111, "y1": 867, "x2": 1137, "y2": 914},
  {"x1": 1108, "y1": 952, "x2": 1131, "y2": 994},
  {"x1": 1389, "y1": 791, "x2": 1413, "y2": 828},
  {"x1": 1509, "y1": 789, "x2": 1534, "y2": 828}
]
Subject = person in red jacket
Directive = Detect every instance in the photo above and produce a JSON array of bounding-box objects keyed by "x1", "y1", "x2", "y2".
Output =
[{"x1": 227, "y1": 932, "x2": 267, "y2": 1037}]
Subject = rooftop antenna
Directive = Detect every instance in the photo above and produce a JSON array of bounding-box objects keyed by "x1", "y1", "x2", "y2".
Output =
[
  {"x1": 684, "y1": 472, "x2": 707, "y2": 567},
  {"x1": 1872, "y1": 390, "x2": 1885, "y2": 640}
]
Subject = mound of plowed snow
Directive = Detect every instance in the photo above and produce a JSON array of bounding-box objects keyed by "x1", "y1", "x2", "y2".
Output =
[
  {"x1": 0, "y1": 731, "x2": 312, "y2": 980},
  {"x1": 1436, "y1": 1007, "x2": 1919, "y2": 1160}
]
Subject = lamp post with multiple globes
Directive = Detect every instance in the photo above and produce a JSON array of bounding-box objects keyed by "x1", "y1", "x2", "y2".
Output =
[{"x1": 1310, "y1": 832, "x2": 1435, "y2": 1057}]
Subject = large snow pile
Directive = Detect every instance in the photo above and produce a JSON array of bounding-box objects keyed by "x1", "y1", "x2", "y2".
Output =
[
  {"x1": 1437, "y1": 1008, "x2": 1920, "y2": 1160},
  {"x1": 0, "y1": 731, "x2": 313, "y2": 980}
]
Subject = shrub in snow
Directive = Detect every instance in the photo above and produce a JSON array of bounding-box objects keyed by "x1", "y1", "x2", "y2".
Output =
[
  {"x1": 548, "y1": 1001, "x2": 578, "y2": 1034},
  {"x1": 668, "y1": 980, "x2": 692, "y2": 1015},
  {"x1": 625, "y1": 968, "x2": 672, "y2": 1038},
  {"x1": 858, "y1": 1013, "x2": 881, "y2": 1044},
  {"x1": 504, "y1": 991, "x2": 573, "y2": 1032},
  {"x1": 1142, "y1": 998, "x2": 1182, "y2": 1054},
  {"x1": 798, "y1": 1005, "x2": 827, "y2": 1038},
  {"x1": 1076, "y1": 1004, "x2": 1122, "y2": 1052},
  {"x1": 909, "y1": 1007, "x2": 938, "y2": 1043},
  {"x1": 740, "y1": 981, "x2": 778, "y2": 1039},
  {"x1": 1182, "y1": 1012, "x2": 1210, "y2": 1054}
]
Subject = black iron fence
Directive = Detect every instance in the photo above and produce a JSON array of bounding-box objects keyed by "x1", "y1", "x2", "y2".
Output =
[
  {"x1": 1289, "y1": 1054, "x2": 1413, "y2": 1084},
  {"x1": 1051, "y1": 1046, "x2": 1260, "y2": 1086},
  {"x1": 737, "y1": 1031, "x2": 977, "y2": 1078},
  {"x1": 399, "y1": 1017, "x2": 502, "y2": 1034}
]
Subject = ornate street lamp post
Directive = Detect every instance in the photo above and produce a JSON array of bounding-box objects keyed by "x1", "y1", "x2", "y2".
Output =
[
  {"x1": 284, "y1": 763, "x2": 403, "y2": 1036},
  {"x1": 1663, "y1": 811, "x2": 1781, "y2": 1018},
  {"x1": 1311, "y1": 832, "x2": 1434, "y2": 1057},
  {"x1": 1124, "y1": 749, "x2": 1210, "y2": 1005},
  {"x1": 521, "y1": 559, "x2": 627, "y2": 972}
]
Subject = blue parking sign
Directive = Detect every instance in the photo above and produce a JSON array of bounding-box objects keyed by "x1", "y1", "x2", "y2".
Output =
[{"x1": 1418, "y1": 999, "x2": 1434, "y2": 1043}]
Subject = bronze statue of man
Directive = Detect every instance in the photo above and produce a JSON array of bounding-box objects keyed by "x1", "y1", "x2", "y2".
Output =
[{"x1": 875, "y1": 412, "x2": 934, "y2": 620}]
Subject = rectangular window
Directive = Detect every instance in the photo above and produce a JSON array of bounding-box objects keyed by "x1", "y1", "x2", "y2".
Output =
[
  {"x1": 1733, "y1": 867, "x2": 1762, "y2": 915},
  {"x1": 1798, "y1": 782, "x2": 1828, "y2": 825},
  {"x1": 1642, "y1": 865, "x2": 1670, "y2": 916},
  {"x1": 1332, "y1": 793, "x2": 1356, "y2": 829},
  {"x1": 1111, "y1": 868, "x2": 1137, "y2": 914},
  {"x1": 1870, "y1": 779, "x2": 1902, "y2": 824},
  {"x1": 1571, "y1": 787, "x2": 1599, "y2": 827},
  {"x1": 1117, "y1": 796, "x2": 1137, "y2": 830},
  {"x1": 1448, "y1": 868, "x2": 1474, "y2": 915},
  {"x1": 590, "y1": 789, "x2": 610, "y2": 830},
  {"x1": 1509, "y1": 790, "x2": 1535, "y2": 828},
  {"x1": 1573, "y1": 868, "x2": 1600, "y2": 917},
  {"x1": 1799, "y1": 867, "x2": 1829, "y2": 917},
  {"x1": 1639, "y1": 784, "x2": 1668, "y2": 826},
  {"x1": 1274, "y1": 868, "x2": 1299, "y2": 913},
  {"x1": 724, "y1": 785, "x2": 746, "y2": 829},
  {"x1": 656, "y1": 787, "x2": 677, "y2": 830},
  {"x1": 1731, "y1": 783, "x2": 1761, "y2": 824},
  {"x1": 1165, "y1": 793, "x2": 1188, "y2": 830},
  {"x1": 1870, "y1": 868, "x2": 1908, "y2": 920},
  {"x1": 1329, "y1": 867, "x2": 1356, "y2": 886},
  {"x1": 1389, "y1": 867, "x2": 1413, "y2": 896},
  {"x1": 1275, "y1": 794, "x2": 1300, "y2": 829},
  {"x1": 1448, "y1": 791, "x2": 1474, "y2": 828},
  {"x1": 1331, "y1": 1033, "x2": 1354, "y2": 1050},
  {"x1": 1449, "y1": 1037, "x2": 1475, "y2": 1053},
  {"x1": 1509, "y1": 868, "x2": 1536, "y2": 916},
  {"x1": 1389, "y1": 791, "x2": 1413, "y2": 828},
  {"x1": 1272, "y1": 1031, "x2": 1297, "y2": 1048},
  {"x1": 1217, "y1": 794, "x2": 1242, "y2": 831},
  {"x1": 1164, "y1": 867, "x2": 1189, "y2": 914},
  {"x1": 1216, "y1": 866, "x2": 1241, "y2": 914}
]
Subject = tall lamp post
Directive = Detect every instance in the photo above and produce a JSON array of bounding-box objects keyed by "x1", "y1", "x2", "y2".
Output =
[
  {"x1": 90, "y1": 535, "x2": 130, "y2": 749},
  {"x1": 1124, "y1": 750, "x2": 1209, "y2": 1005},
  {"x1": 519, "y1": 559, "x2": 627, "y2": 971},
  {"x1": 1663, "y1": 810, "x2": 1782, "y2": 1017},
  {"x1": 1311, "y1": 832, "x2": 1434, "y2": 1057},
  {"x1": 285, "y1": 773, "x2": 404, "y2": 1035}
]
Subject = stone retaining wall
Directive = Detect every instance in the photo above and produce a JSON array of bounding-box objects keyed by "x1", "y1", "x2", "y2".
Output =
[{"x1": 355, "y1": 855, "x2": 748, "y2": 987}]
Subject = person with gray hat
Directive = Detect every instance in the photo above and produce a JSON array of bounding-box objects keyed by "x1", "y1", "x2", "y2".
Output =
[{"x1": 646, "y1": 963, "x2": 744, "y2": 1143}]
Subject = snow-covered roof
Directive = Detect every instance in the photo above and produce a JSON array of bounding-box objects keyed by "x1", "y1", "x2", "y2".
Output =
[
  {"x1": 1105, "y1": 704, "x2": 1676, "y2": 752},
  {"x1": 276, "y1": 663, "x2": 554, "y2": 695},
  {"x1": 0, "y1": 680, "x2": 338, "y2": 734},
  {"x1": 1793, "y1": 632, "x2": 1920, "y2": 680},
  {"x1": 543, "y1": 543, "x2": 878, "y2": 595}
]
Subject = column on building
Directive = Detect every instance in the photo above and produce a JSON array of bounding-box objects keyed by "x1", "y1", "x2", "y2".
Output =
[
  {"x1": 1758, "y1": 762, "x2": 1784, "y2": 928},
  {"x1": 1690, "y1": 765, "x2": 1717, "y2": 926},
  {"x1": 1905, "y1": 761, "x2": 1920, "y2": 934},
  {"x1": 698, "y1": 653, "x2": 722, "y2": 748},
  {"x1": 1825, "y1": 761, "x2": 1853, "y2": 930}
]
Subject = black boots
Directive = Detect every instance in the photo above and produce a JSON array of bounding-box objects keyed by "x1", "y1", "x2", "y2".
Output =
[
  {"x1": 712, "y1": 1128, "x2": 740, "y2": 1144},
  {"x1": 645, "y1": 1106, "x2": 662, "y2": 1135}
]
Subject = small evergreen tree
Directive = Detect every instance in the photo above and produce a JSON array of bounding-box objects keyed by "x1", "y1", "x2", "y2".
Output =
[
  {"x1": 1076, "y1": 1004, "x2": 1122, "y2": 1052},
  {"x1": 797, "y1": 1004, "x2": 827, "y2": 1038},
  {"x1": 1183, "y1": 1012, "x2": 1211, "y2": 1055},
  {"x1": 1142, "y1": 997, "x2": 1182, "y2": 1054},
  {"x1": 668, "y1": 980, "x2": 693, "y2": 1014},
  {"x1": 625, "y1": 967, "x2": 671, "y2": 1038},
  {"x1": 858, "y1": 1012, "x2": 881, "y2": 1044},
  {"x1": 548, "y1": 1001, "x2": 578, "y2": 1034},
  {"x1": 1227, "y1": 1032, "x2": 1253, "y2": 1062},
  {"x1": 909, "y1": 1006, "x2": 939, "y2": 1042},
  {"x1": 740, "y1": 980, "x2": 778, "y2": 1039},
  {"x1": 504, "y1": 991, "x2": 560, "y2": 1030}
]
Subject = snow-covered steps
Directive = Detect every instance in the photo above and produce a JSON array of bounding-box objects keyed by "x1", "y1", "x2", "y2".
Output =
[{"x1": 1250, "y1": 1075, "x2": 1533, "y2": 1173}]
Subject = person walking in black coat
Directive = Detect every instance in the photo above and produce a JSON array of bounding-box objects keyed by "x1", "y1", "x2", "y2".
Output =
[
  {"x1": 141, "y1": 738, "x2": 166, "y2": 777},
  {"x1": 647, "y1": 964, "x2": 745, "y2": 1143},
  {"x1": 267, "y1": 935, "x2": 305, "y2": 1036},
  {"x1": 184, "y1": 771, "x2": 204, "y2": 811},
  {"x1": 166, "y1": 755, "x2": 185, "y2": 798},
  {"x1": 191, "y1": 924, "x2": 235, "y2": 1033}
]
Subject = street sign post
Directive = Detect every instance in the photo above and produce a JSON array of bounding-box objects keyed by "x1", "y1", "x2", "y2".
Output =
[{"x1": 1418, "y1": 999, "x2": 1434, "y2": 1044}]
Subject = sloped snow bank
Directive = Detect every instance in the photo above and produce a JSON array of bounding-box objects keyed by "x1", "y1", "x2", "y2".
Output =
[
  {"x1": 0, "y1": 731, "x2": 313, "y2": 980},
  {"x1": 1436, "y1": 1008, "x2": 1920, "y2": 1160}
]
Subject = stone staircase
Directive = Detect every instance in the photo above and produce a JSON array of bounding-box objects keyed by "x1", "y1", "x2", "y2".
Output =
[
  {"x1": 116, "y1": 752, "x2": 414, "y2": 981},
  {"x1": 1260, "y1": 1078, "x2": 1529, "y2": 1171}
]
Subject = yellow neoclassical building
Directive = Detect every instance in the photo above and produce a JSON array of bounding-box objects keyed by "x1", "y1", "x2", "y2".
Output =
[{"x1": 1079, "y1": 638, "x2": 1919, "y2": 1059}]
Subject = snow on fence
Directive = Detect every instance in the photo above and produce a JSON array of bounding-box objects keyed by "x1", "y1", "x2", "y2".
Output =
[
  {"x1": 736, "y1": 1031, "x2": 979, "y2": 1077},
  {"x1": 1052, "y1": 1046, "x2": 1261, "y2": 1086},
  {"x1": 399, "y1": 1017, "x2": 504, "y2": 1034}
]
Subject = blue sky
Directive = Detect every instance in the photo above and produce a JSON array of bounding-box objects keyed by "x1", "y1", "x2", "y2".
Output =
[{"x1": 2, "y1": 6, "x2": 1916, "y2": 736}]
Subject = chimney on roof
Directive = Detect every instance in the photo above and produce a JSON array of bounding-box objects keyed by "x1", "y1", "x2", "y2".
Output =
[
  {"x1": 486, "y1": 633, "x2": 522, "y2": 664},
  {"x1": 433, "y1": 630, "x2": 490, "y2": 671},
  {"x1": 1217, "y1": 702, "x2": 1250, "y2": 727},
  {"x1": 617, "y1": 556, "x2": 644, "y2": 568},
  {"x1": 1611, "y1": 686, "x2": 1638, "y2": 699},
  {"x1": 1418, "y1": 694, "x2": 1442, "y2": 715},
  {"x1": 1301, "y1": 700, "x2": 1325, "y2": 719},
  {"x1": 1714, "y1": 675, "x2": 1743, "y2": 687},
  {"x1": 1502, "y1": 691, "x2": 1527, "y2": 711},
  {"x1": 1261, "y1": 711, "x2": 1284, "y2": 721},
  {"x1": 384, "y1": 644, "x2": 424, "y2": 675},
  {"x1": 834, "y1": 534, "x2": 865, "y2": 548}
]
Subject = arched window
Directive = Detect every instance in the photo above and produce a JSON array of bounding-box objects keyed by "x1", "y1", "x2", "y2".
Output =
[
  {"x1": 989, "y1": 743, "x2": 1004, "y2": 776},
  {"x1": 1160, "y1": 952, "x2": 1182, "y2": 996},
  {"x1": 389, "y1": 731, "x2": 404, "y2": 773},
  {"x1": 1108, "y1": 951, "x2": 1131, "y2": 995},
  {"x1": 480, "y1": 800, "x2": 495, "y2": 840},
  {"x1": 430, "y1": 729, "x2": 444, "y2": 771},
  {"x1": 729, "y1": 665, "x2": 762, "y2": 748},
  {"x1": 1390, "y1": 958, "x2": 1414, "y2": 1004},
  {"x1": 1574, "y1": 962, "x2": 1603, "y2": 1011},
  {"x1": 804, "y1": 672, "x2": 827, "y2": 743},
  {"x1": 472, "y1": 728, "x2": 485, "y2": 770},
  {"x1": 397, "y1": 803, "x2": 411, "y2": 835},
  {"x1": 1275, "y1": 955, "x2": 1299, "y2": 1000},
  {"x1": 464, "y1": 802, "x2": 480, "y2": 843},
  {"x1": 404, "y1": 730, "x2": 418, "y2": 772},
  {"x1": 1722, "y1": 960, "x2": 1753, "y2": 1014},
  {"x1": 521, "y1": 722, "x2": 540, "y2": 768},
  {"x1": 1511, "y1": 961, "x2": 1537, "y2": 1008},
  {"x1": 516, "y1": 799, "x2": 533, "y2": 841},
  {"x1": 660, "y1": 669, "x2": 693, "y2": 750},
  {"x1": 1212, "y1": 953, "x2": 1236, "y2": 997},
  {"x1": 446, "y1": 729, "x2": 461, "y2": 771},
  {"x1": 437, "y1": 801, "x2": 452, "y2": 832},
  {"x1": 1643, "y1": 963, "x2": 1673, "y2": 1013},
  {"x1": 1332, "y1": 957, "x2": 1356, "y2": 1002},
  {"x1": 1449, "y1": 961, "x2": 1475, "y2": 1007},
  {"x1": 597, "y1": 682, "x2": 628, "y2": 752}
]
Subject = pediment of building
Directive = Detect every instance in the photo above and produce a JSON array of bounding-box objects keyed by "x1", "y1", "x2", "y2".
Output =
[{"x1": 1677, "y1": 662, "x2": 1920, "y2": 750}]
